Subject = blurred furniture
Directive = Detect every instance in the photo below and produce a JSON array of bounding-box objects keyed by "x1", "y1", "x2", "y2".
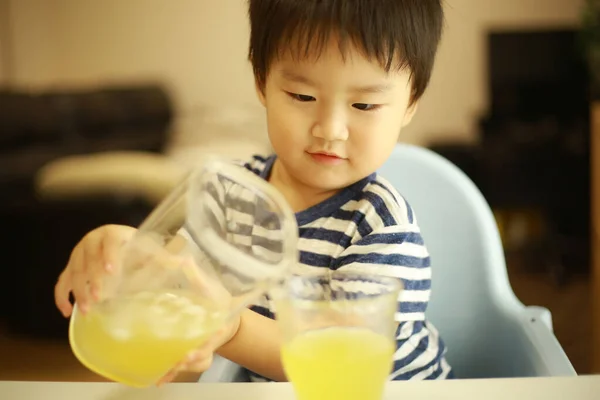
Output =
[
  {"x1": 431, "y1": 28, "x2": 590, "y2": 285},
  {"x1": 4, "y1": 377, "x2": 600, "y2": 399},
  {"x1": 481, "y1": 28, "x2": 590, "y2": 285},
  {"x1": 590, "y1": 102, "x2": 600, "y2": 373},
  {"x1": 0, "y1": 85, "x2": 172, "y2": 208},
  {"x1": 200, "y1": 143, "x2": 575, "y2": 382},
  {"x1": 0, "y1": 84, "x2": 174, "y2": 339},
  {"x1": 476, "y1": 116, "x2": 589, "y2": 284},
  {"x1": 35, "y1": 151, "x2": 185, "y2": 206}
]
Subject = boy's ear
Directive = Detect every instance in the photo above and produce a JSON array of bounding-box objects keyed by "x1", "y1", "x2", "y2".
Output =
[
  {"x1": 402, "y1": 101, "x2": 419, "y2": 127},
  {"x1": 255, "y1": 80, "x2": 267, "y2": 107}
]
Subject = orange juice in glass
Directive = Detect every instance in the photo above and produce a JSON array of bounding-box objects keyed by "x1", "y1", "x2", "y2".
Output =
[{"x1": 276, "y1": 271, "x2": 401, "y2": 400}]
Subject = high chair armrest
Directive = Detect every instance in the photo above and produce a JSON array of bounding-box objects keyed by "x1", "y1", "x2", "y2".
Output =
[
  {"x1": 525, "y1": 306, "x2": 553, "y2": 331},
  {"x1": 519, "y1": 306, "x2": 576, "y2": 377}
]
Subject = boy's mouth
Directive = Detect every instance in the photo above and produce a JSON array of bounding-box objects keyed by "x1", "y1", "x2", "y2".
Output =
[{"x1": 307, "y1": 151, "x2": 347, "y2": 165}]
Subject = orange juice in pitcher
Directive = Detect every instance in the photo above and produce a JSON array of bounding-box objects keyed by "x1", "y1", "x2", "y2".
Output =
[{"x1": 70, "y1": 290, "x2": 227, "y2": 387}]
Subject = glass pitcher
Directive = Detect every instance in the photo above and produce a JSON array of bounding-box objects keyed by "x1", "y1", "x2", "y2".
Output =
[{"x1": 68, "y1": 157, "x2": 298, "y2": 387}]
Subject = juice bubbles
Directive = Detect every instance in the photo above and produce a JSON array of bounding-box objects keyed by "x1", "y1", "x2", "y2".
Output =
[
  {"x1": 281, "y1": 327, "x2": 395, "y2": 400},
  {"x1": 69, "y1": 290, "x2": 226, "y2": 387}
]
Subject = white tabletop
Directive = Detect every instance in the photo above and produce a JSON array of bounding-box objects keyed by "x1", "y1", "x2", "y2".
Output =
[{"x1": 1, "y1": 376, "x2": 599, "y2": 400}]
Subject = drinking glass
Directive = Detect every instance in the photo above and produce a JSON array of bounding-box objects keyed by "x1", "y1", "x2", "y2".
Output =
[{"x1": 275, "y1": 270, "x2": 402, "y2": 400}]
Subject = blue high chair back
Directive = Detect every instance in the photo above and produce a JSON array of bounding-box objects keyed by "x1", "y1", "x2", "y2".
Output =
[
  {"x1": 376, "y1": 143, "x2": 575, "y2": 378},
  {"x1": 200, "y1": 143, "x2": 575, "y2": 382}
]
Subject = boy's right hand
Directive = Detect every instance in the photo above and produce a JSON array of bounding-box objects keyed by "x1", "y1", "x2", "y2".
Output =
[{"x1": 54, "y1": 224, "x2": 137, "y2": 318}]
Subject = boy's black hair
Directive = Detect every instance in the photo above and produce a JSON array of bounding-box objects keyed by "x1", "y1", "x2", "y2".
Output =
[{"x1": 248, "y1": 0, "x2": 444, "y2": 104}]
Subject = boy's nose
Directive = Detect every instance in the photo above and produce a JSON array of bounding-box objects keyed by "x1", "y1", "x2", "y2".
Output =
[{"x1": 311, "y1": 113, "x2": 349, "y2": 142}]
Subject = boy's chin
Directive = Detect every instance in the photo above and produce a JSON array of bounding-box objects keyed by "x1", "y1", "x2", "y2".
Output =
[{"x1": 298, "y1": 170, "x2": 364, "y2": 192}]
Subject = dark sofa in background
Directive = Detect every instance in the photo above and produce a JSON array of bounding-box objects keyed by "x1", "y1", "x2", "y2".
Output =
[{"x1": 0, "y1": 84, "x2": 174, "y2": 339}]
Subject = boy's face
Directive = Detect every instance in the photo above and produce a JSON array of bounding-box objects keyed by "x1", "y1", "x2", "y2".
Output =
[{"x1": 256, "y1": 37, "x2": 417, "y2": 192}]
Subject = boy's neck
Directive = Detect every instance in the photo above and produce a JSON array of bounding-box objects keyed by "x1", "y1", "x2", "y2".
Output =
[{"x1": 268, "y1": 159, "x2": 340, "y2": 213}]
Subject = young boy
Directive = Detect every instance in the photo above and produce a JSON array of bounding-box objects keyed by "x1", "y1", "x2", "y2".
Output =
[{"x1": 54, "y1": 0, "x2": 451, "y2": 382}]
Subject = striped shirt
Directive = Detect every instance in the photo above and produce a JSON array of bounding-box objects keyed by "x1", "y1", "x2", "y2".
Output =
[{"x1": 244, "y1": 154, "x2": 453, "y2": 381}]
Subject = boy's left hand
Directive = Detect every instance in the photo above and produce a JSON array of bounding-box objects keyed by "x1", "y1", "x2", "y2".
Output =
[{"x1": 157, "y1": 315, "x2": 241, "y2": 385}]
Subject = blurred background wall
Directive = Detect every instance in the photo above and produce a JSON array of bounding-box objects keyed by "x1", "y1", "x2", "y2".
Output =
[
  {"x1": 1, "y1": 0, "x2": 585, "y2": 145},
  {"x1": 0, "y1": 0, "x2": 595, "y2": 381}
]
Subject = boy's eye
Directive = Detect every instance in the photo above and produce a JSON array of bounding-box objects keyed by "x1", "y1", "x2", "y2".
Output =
[
  {"x1": 352, "y1": 103, "x2": 378, "y2": 111},
  {"x1": 288, "y1": 92, "x2": 315, "y2": 102}
]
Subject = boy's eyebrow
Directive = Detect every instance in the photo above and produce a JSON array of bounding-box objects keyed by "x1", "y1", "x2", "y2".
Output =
[
  {"x1": 280, "y1": 69, "x2": 393, "y2": 94},
  {"x1": 280, "y1": 70, "x2": 316, "y2": 86},
  {"x1": 350, "y1": 83, "x2": 394, "y2": 94}
]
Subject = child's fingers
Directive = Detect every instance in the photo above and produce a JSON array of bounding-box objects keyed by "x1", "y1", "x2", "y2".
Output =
[
  {"x1": 184, "y1": 354, "x2": 214, "y2": 373},
  {"x1": 83, "y1": 233, "x2": 107, "y2": 302},
  {"x1": 156, "y1": 338, "x2": 218, "y2": 385},
  {"x1": 98, "y1": 228, "x2": 128, "y2": 272},
  {"x1": 55, "y1": 243, "x2": 86, "y2": 317},
  {"x1": 182, "y1": 347, "x2": 214, "y2": 372},
  {"x1": 92, "y1": 228, "x2": 133, "y2": 300},
  {"x1": 54, "y1": 225, "x2": 138, "y2": 319},
  {"x1": 156, "y1": 366, "x2": 181, "y2": 386},
  {"x1": 70, "y1": 250, "x2": 94, "y2": 314},
  {"x1": 54, "y1": 269, "x2": 73, "y2": 318}
]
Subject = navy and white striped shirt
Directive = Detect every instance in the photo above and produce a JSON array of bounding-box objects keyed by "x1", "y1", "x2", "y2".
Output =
[{"x1": 244, "y1": 154, "x2": 452, "y2": 381}]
